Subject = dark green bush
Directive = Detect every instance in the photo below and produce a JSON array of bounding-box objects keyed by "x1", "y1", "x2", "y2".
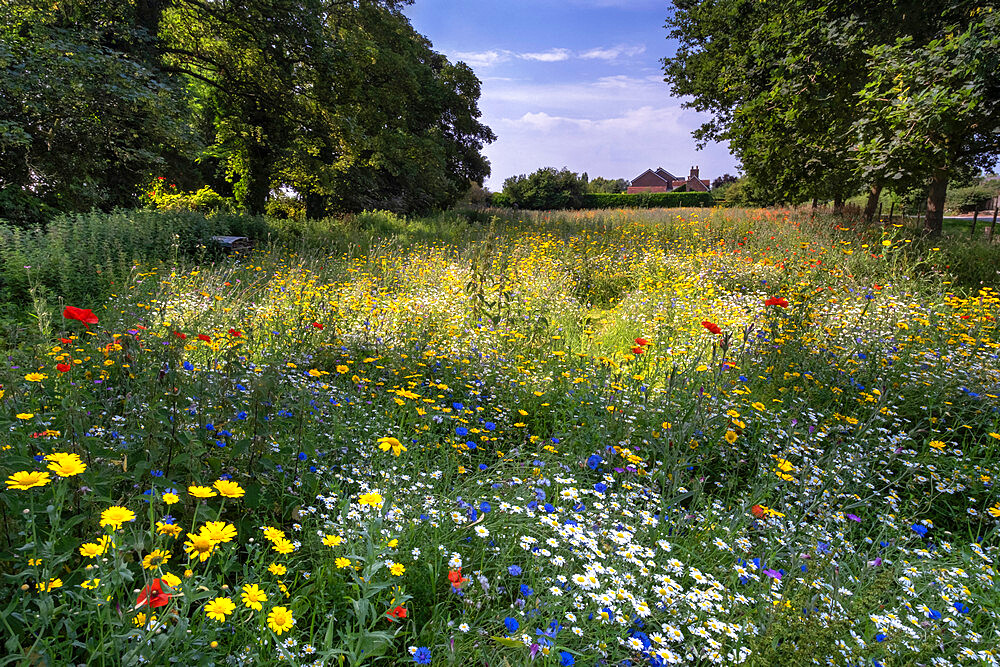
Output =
[{"x1": 580, "y1": 192, "x2": 715, "y2": 209}]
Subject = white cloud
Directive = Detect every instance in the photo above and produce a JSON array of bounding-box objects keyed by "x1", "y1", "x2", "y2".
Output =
[
  {"x1": 451, "y1": 49, "x2": 512, "y2": 68},
  {"x1": 579, "y1": 44, "x2": 646, "y2": 60},
  {"x1": 519, "y1": 48, "x2": 573, "y2": 62}
]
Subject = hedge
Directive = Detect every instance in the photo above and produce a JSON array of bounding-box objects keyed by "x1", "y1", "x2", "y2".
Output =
[{"x1": 580, "y1": 192, "x2": 714, "y2": 209}]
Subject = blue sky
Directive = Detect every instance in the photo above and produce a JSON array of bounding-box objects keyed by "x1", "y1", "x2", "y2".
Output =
[{"x1": 403, "y1": 0, "x2": 739, "y2": 190}]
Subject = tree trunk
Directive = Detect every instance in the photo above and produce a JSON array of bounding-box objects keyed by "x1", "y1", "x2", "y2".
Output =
[
  {"x1": 888, "y1": 201, "x2": 895, "y2": 224},
  {"x1": 305, "y1": 192, "x2": 326, "y2": 220},
  {"x1": 863, "y1": 184, "x2": 883, "y2": 223},
  {"x1": 833, "y1": 195, "x2": 844, "y2": 215},
  {"x1": 924, "y1": 168, "x2": 948, "y2": 236}
]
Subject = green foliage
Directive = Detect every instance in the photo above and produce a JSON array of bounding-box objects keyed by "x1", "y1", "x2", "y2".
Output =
[
  {"x1": 948, "y1": 184, "x2": 999, "y2": 213},
  {"x1": 580, "y1": 192, "x2": 714, "y2": 209},
  {"x1": 146, "y1": 179, "x2": 233, "y2": 214},
  {"x1": 501, "y1": 167, "x2": 587, "y2": 210},
  {"x1": 586, "y1": 176, "x2": 628, "y2": 194}
]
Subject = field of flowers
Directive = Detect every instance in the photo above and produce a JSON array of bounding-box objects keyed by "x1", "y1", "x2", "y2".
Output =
[{"x1": 1, "y1": 207, "x2": 999, "y2": 666}]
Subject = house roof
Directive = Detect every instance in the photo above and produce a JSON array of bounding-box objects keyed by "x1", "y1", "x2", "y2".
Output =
[{"x1": 630, "y1": 168, "x2": 672, "y2": 185}]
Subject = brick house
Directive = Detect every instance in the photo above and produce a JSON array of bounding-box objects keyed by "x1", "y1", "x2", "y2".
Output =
[{"x1": 627, "y1": 166, "x2": 711, "y2": 193}]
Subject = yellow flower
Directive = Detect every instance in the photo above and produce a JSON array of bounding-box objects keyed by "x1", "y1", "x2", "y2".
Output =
[
  {"x1": 262, "y1": 527, "x2": 286, "y2": 543},
  {"x1": 322, "y1": 535, "x2": 343, "y2": 547},
  {"x1": 271, "y1": 538, "x2": 295, "y2": 555},
  {"x1": 389, "y1": 562, "x2": 405, "y2": 576},
  {"x1": 724, "y1": 430, "x2": 738, "y2": 444},
  {"x1": 751, "y1": 402, "x2": 765, "y2": 412},
  {"x1": 213, "y1": 479, "x2": 245, "y2": 499},
  {"x1": 377, "y1": 437, "x2": 407, "y2": 457},
  {"x1": 204, "y1": 597, "x2": 236, "y2": 622},
  {"x1": 162, "y1": 492, "x2": 179, "y2": 505},
  {"x1": 188, "y1": 485, "x2": 217, "y2": 499},
  {"x1": 157, "y1": 522, "x2": 183, "y2": 538},
  {"x1": 81, "y1": 578, "x2": 100, "y2": 590},
  {"x1": 46, "y1": 453, "x2": 86, "y2": 477},
  {"x1": 928, "y1": 440, "x2": 946, "y2": 450},
  {"x1": 336, "y1": 365, "x2": 349, "y2": 374},
  {"x1": 36, "y1": 578, "x2": 62, "y2": 592},
  {"x1": 335, "y1": 557, "x2": 351, "y2": 569},
  {"x1": 134, "y1": 612, "x2": 147, "y2": 627},
  {"x1": 142, "y1": 549, "x2": 172, "y2": 570},
  {"x1": 16, "y1": 413, "x2": 34, "y2": 420},
  {"x1": 199, "y1": 521, "x2": 238, "y2": 544},
  {"x1": 5, "y1": 470, "x2": 51, "y2": 490},
  {"x1": 267, "y1": 606, "x2": 294, "y2": 635},
  {"x1": 161, "y1": 572, "x2": 181, "y2": 588},
  {"x1": 24, "y1": 373, "x2": 47, "y2": 382},
  {"x1": 268, "y1": 563, "x2": 287, "y2": 576},
  {"x1": 358, "y1": 491, "x2": 384, "y2": 507},
  {"x1": 989, "y1": 504, "x2": 1000, "y2": 519},
  {"x1": 184, "y1": 533, "x2": 216, "y2": 562},
  {"x1": 99, "y1": 506, "x2": 136, "y2": 530},
  {"x1": 241, "y1": 584, "x2": 268, "y2": 611}
]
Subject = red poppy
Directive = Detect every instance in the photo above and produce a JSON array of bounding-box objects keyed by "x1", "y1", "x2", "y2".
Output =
[
  {"x1": 634, "y1": 337, "x2": 649, "y2": 346},
  {"x1": 56, "y1": 363, "x2": 71, "y2": 373},
  {"x1": 228, "y1": 328, "x2": 242, "y2": 337},
  {"x1": 312, "y1": 322, "x2": 323, "y2": 329},
  {"x1": 750, "y1": 504, "x2": 765, "y2": 519},
  {"x1": 631, "y1": 346, "x2": 644, "y2": 355},
  {"x1": 197, "y1": 334, "x2": 211, "y2": 342},
  {"x1": 135, "y1": 578, "x2": 171, "y2": 609},
  {"x1": 386, "y1": 605, "x2": 407, "y2": 620},
  {"x1": 447, "y1": 568, "x2": 469, "y2": 591},
  {"x1": 135, "y1": 325, "x2": 147, "y2": 330},
  {"x1": 701, "y1": 321, "x2": 722, "y2": 335},
  {"x1": 172, "y1": 331, "x2": 186, "y2": 340},
  {"x1": 59, "y1": 337, "x2": 72, "y2": 345},
  {"x1": 764, "y1": 297, "x2": 789, "y2": 308},
  {"x1": 63, "y1": 306, "x2": 98, "y2": 329}
]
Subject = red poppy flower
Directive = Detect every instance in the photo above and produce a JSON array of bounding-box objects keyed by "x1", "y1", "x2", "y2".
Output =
[
  {"x1": 197, "y1": 334, "x2": 211, "y2": 342},
  {"x1": 172, "y1": 331, "x2": 186, "y2": 340},
  {"x1": 386, "y1": 605, "x2": 407, "y2": 620},
  {"x1": 764, "y1": 297, "x2": 789, "y2": 308},
  {"x1": 312, "y1": 322, "x2": 323, "y2": 329},
  {"x1": 135, "y1": 578, "x2": 171, "y2": 609},
  {"x1": 56, "y1": 363, "x2": 71, "y2": 373},
  {"x1": 631, "y1": 346, "x2": 644, "y2": 355},
  {"x1": 63, "y1": 306, "x2": 98, "y2": 329},
  {"x1": 59, "y1": 337, "x2": 72, "y2": 345},
  {"x1": 135, "y1": 325, "x2": 147, "y2": 330},
  {"x1": 701, "y1": 321, "x2": 722, "y2": 335},
  {"x1": 447, "y1": 568, "x2": 469, "y2": 591},
  {"x1": 634, "y1": 337, "x2": 649, "y2": 346},
  {"x1": 750, "y1": 504, "x2": 765, "y2": 519},
  {"x1": 228, "y1": 329, "x2": 242, "y2": 337}
]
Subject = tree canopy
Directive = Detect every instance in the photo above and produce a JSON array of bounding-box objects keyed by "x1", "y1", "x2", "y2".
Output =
[
  {"x1": 663, "y1": 0, "x2": 1000, "y2": 233},
  {"x1": 0, "y1": 0, "x2": 495, "y2": 224}
]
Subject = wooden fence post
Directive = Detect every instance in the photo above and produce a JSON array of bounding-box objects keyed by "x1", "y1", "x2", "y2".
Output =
[
  {"x1": 970, "y1": 209, "x2": 980, "y2": 238},
  {"x1": 989, "y1": 205, "x2": 999, "y2": 242},
  {"x1": 888, "y1": 201, "x2": 894, "y2": 224}
]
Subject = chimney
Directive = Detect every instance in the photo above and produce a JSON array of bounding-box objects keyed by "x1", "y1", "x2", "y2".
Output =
[{"x1": 690, "y1": 165, "x2": 699, "y2": 180}]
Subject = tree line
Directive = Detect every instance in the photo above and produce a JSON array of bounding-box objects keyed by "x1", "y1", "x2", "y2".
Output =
[
  {"x1": 0, "y1": 0, "x2": 495, "y2": 225},
  {"x1": 663, "y1": 0, "x2": 1000, "y2": 234}
]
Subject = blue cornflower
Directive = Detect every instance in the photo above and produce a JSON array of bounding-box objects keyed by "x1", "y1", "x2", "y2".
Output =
[
  {"x1": 519, "y1": 584, "x2": 533, "y2": 597},
  {"x1": 875, "y1": 633, "x2": 886, "y2": 642},
  {"x1": 484, "y1": 421, "x2": 496, "y2": 431},
  {"x1": 182, "y1": 361, "x2": 194, "y2": 371},
  {"x1": 480, "y1": 501, "x2": 491, "y2": 514},
  {"x1": 508, "y1": 565, "x2": 522, "y2": 576},
  {"x1": 594, "y1": 482, "x2": 607, "y2": 494},
  {"x1": 151, "y1": 470, "x2": 164, "y2": 478},
  {"x1": 503, "y1": 616, "x2": 519, "y2": 634},
  {"x1": 412, "y1": 647, "x2": 431, "y2": 664},
  {"x1": 559, "y1": 652, "x2": 574, "y2": 666},
  {"x1": 911, "y1": 524, "x2": 928, "y2": 537},
  {"x1": 586, "y1": 454, "x2": 602, "y2": 470},
  {"x1": 953, "y1": 602, "x2": 970, "y2": 614},
  {"x1": 297, "y1": 452, "x2": 307, "y2": 461},
  {"x1": 456, "y1": 426, "x2": 469, "y2": 437}
]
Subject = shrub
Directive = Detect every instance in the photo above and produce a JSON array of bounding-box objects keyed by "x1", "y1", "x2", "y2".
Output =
[{"x1": 580, "y1": 192, "x2": 714, "y2": 209}]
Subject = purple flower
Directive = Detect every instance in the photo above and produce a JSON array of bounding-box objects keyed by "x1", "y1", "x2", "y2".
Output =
[
  {"x1": 762, "y1": 568, "x2": 782, "y2": 580},
  {"x1": 846, "y1": 513, "x2": 861, "y2": 522}
]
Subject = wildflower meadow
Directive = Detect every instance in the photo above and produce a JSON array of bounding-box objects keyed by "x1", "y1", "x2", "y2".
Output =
[{"x1": 1, "y1": 207, "x2": 999, "y2": 666}]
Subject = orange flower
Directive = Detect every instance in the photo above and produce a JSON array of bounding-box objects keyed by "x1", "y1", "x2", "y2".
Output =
[
  {"x1": 750, "y1": 504, "x2": 765, "y2": 519},
  {"x1": 447, "y1": 568, "x2": 469, "y2": 591},
  {"x1": 387, "y1": 605, "x2": 407, "y2": 620}
]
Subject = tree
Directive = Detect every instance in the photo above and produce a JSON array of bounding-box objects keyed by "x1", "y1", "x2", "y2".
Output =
[
  {"x1": 502, "y1": 167, "x2": 587, "y2": 210},
  {"x1": 854, "y1": 7, "x2": 1000, "y2": 233},
  {"x1": 0, "y1": 1, "x2": 193, "y2": 224},
  {"x1": 711, "y1": 174, "x2": 738, "y2": 190},
  {"x1": 586, "y1": 177, "x2": 628, "y2": 194}
]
